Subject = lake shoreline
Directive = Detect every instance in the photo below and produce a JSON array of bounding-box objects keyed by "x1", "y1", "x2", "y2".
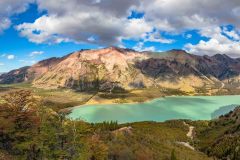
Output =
[
  {"x1": 67, "y1": 94, "x2": 240, "y2": 111},
  {"x1": 68, "y1": 95, "x2": 240, "y2": 123}
]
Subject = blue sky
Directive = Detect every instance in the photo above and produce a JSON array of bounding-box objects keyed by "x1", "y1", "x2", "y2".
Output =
[
  {"x1": 0, "y1": 3, "x2": 99, "y2": 72},
  {"x1": 0, "y1": 0, "x2": 239, "y2": 72}
]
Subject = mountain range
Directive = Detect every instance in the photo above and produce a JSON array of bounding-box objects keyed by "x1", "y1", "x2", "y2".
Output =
[{"x1": 1, "y1": 47, "x2": 240, "y2": 93}]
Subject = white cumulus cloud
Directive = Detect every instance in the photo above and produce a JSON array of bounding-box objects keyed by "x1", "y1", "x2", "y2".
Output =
[
  {"x1": 133, "y1": 42, "x2": 156, "y2": 52},
  {"x1": 0, "y1": 0, "x2": 33, "y2": 33},
  {"x1": 10, "y1": 0, "x2": 240, "y2": 57},
  {"x1": 7, "y1": 55, "x2": 15, "y2": 60},
  {"x1": 185, "y1": 27, "x2": 240, "y2": 57},
  {"x1": 29, "y1": 51, "x2": 44, "y2": 57}
]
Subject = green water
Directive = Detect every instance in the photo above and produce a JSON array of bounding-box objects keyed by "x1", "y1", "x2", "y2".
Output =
[{"x1": 68, "y1": 95, "x2": 240, "y2": 123}]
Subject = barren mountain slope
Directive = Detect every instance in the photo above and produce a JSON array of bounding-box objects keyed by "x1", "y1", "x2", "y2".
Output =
[
  {"x1": 33, "y1": 47, "x2": 151, "y2": 91},
  {"x1": 1, "y1": 47, "x2": 240, "y2": 93}
]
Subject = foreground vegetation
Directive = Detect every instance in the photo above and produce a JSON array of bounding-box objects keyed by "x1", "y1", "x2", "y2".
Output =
[
  {"x1": 0, "y1": 88, "x2": 240, "y2": 159},
  {"x1": 0, "y1": 90, "x2": 213, "y2": 160},
  {"x1": 191, "y1": 108, "x2": 240, "y2": 160}
]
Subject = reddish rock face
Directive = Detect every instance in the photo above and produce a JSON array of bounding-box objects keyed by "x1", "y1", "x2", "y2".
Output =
[
  {"x1": 1, "y1": 47, "x2": 240, "y2": 92},
  {"x1": 32, "y1": 47, "x2": 149, "y2": 90}
]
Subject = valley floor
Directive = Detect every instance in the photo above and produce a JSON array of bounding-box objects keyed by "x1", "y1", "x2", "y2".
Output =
[{"x1": 1, "y1": 82, "x2": 240, "y2": 114}]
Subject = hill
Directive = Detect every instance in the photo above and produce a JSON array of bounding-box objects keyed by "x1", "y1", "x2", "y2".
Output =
[{"x1": 191, "y1": 107, "x2": 240, "y2": 159}]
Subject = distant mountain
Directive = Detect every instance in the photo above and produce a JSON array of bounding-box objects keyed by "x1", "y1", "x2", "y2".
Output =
[
  {"x1": 0, "y1": 57, "x2": 62, "y2": 84},
  {"x1": 1, "y1": 47, "x2": 240, "y2": 92}
]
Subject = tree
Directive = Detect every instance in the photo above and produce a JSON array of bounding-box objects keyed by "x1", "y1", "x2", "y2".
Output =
[{"x1": 0, "y1": 90, "x2": 41, "y2": 159}]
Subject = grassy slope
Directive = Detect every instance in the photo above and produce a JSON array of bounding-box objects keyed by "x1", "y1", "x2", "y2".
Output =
[
  {"x1": 189, "y1": 108, "x2": 240, "y2": 159},
  {"x1": 126, "y1": 121, "x2": 212, "y2": 160},
  {"x1": 0, "y1": 83, "x2": 96, "y2": 111},
  {"x1": 0, "y1": 83, "x2": 188, "y2": 112},
  {"x1": 2, "y1": 80, "x2": 240, "y2": 109},
  {"x1": 90, "y1": 121, "x2": 212, "y2": 160}
]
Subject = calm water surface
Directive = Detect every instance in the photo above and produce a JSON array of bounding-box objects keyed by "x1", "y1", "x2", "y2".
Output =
[{"x1": 68, "y1": 95, "x2": 240, "y2": 123}]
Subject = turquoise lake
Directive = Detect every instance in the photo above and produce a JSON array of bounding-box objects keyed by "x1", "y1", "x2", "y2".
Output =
[{"x1": 68, "y1": 95, "x2": 240, "y2": 123}]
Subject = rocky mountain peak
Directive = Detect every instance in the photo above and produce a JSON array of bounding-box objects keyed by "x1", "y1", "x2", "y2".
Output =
[{"x1": 169, "y1": 49, "x2": 188, "y2": 54}]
